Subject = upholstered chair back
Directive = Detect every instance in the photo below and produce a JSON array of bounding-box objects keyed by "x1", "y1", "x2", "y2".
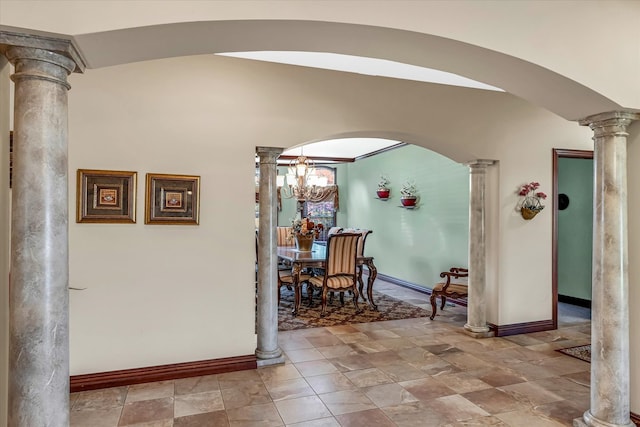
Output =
[{"x1": 277, "y1": 226, "x2": 293, "y2": 246}]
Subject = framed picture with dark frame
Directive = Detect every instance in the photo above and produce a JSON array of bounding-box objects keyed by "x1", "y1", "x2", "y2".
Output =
[
  {"x1": 145, "y1": 173, "x2": 200, "y2": 225},
  {"x1": 76, "y1": 169, "x2": 137, "y2": 223}
]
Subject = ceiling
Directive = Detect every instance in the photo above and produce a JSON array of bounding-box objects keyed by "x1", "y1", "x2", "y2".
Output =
[{"x1": 230, "y1": 51, "x2": 501, "y2": 162}]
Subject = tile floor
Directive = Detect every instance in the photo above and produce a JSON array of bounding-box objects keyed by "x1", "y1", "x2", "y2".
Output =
[{"x1": 70, "y1": 283, "x2": 592, "y2": 426}]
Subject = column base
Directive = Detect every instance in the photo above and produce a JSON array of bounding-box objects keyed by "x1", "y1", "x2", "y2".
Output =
[
  {"x1": 255, "y1": 347, "x2": 283, "y2": 361},
  {"x1": 573, "y1": 411, "x2": 635, "y2": 427},
  {"x1": 463, "y1": 324, "x2": 494, "y2": 338},
  {"x1": 256, "y1": 355, "x2": 286, "y2": 368}
]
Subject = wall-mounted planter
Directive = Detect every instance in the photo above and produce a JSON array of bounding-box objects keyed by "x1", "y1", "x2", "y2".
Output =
[
  {"x1": 376, "y1": 188, "x2": 390, "y2": 200},
  {"x1": 400, "y1": 196, "x2": 418, "y2": 208},
  {"x1": 521, "y1": 206, "x2": 543, "y2": 220}
]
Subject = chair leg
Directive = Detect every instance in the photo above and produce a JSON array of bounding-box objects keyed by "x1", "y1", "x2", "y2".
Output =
[
  {"x1": 440, "y1": 295, "x2": 447, "y2": 310},
  {"x1": 321, "y1": 287, "x2": 329, "y2": 317},
  {"x1": 430, "y1": 293, "x2": 438, "y2": 320},
  {"x1": 339, "y1": 292, "x2": 345, "y2": 306},
  {"x1": 352, "y1": 286, "x2": 361, "y2": 313},
  {"x1": 357, "y1": 265, "x2": 365, "y2": 301}
]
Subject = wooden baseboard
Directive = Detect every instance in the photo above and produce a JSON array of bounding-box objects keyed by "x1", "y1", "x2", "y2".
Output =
[
  {"x1": 487, "y1": 319, "x2": 555, "y2": 337},
  {"x1": 374, "y1": 272, "x2": 468, "y2": 307},
  {"x1": 558, "y1": 294, "x2": 592, "y2": 309},
  {"x1": 631, "y1": 411, "x2": 640, "y2": 426},
  {"x1": 70, "y1": 354, "x2": 257, "y2": 393}
]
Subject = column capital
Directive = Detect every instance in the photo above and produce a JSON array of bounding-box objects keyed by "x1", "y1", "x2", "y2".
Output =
[
  {"x1": 256, "y1": 146, "x2": 284, "y2": 163},
  {"x1": 579, "y1": 111, "x2": 640, "y2": 138},
  {"x1": 466, "y1": 159, "x2": 496, "y2": 170},
  {"x1": 0, "y1": 28, "x2": 85, "y2": 73},
  {"x1": 7, "y1": 47, "x2": 76, "y2": 90}
]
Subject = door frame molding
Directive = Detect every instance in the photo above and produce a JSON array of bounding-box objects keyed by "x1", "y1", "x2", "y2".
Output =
[{"x1": 552, "y1": 148, "x2": 593, "y2": 329}]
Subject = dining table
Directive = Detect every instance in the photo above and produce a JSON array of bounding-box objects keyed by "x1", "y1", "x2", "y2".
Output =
[{"x1": 277, "y1": 243, "x2": 378, "y2": 316}]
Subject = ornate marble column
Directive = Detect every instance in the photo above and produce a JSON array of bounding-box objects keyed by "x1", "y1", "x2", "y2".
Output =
[
  {"x1": 2, "y1": 36, "x2": 83, "y2": 426},
  {"x1": 5, "y1": 46, "x2": 76, "y2": 426},
  {"x1": 464, "y1": 160, "x2": 495, "y2": 338},
  {"x1": 255, "y1": 146, "x2": 286, "y2": 367},
  {"x1": 574, "y1": 111, "x2": 639, "y2": 427}
]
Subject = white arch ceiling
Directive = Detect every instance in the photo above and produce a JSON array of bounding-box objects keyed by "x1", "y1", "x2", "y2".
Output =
[{"x1": 67, "y1": 20, "x2": 623, "y2": 121}]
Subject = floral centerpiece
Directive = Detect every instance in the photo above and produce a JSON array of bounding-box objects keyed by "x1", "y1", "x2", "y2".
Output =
[
  {"x1": 518, "y1": 181, "x2": 547, "y2": 219},
  {"x1": 289, "y1": 217, "x2": 323, "y2": 251},
  {"x1": 377, "y1": 175, "x2": 391, "y2": 199},
  {"x1": 400, "y1": 180, "x2": 418, "y2": 208}
]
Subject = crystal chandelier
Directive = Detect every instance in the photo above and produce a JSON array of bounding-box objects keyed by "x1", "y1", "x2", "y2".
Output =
[{"x1": 277, "y1": 155, "x2": 331, "y2": 203}]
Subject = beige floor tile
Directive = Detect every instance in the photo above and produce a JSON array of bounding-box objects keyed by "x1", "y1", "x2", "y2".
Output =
[
  {"x1": 226, "y1": 402, "x2": 284, "y2": 427},
  {"x1": 305, "y1": 372, "x2": 356, "y2": 394},
  {"x1": 221, "y1": 382, "x2": 272, "y2": 410},
  {"x1": 317, "y1": 389, "x2": 376, "y2": 415},
  {"x1": 424, "y1": 394, "x2": 490, "y2": 423},
  {"x1": 495, "y1": 408, "x2": 566, "y2": 426},
  {"x1": 294, "y1": 360, "x2": 339, "y2": 377},
  {"x1": 382, "y1": 401, "x2": 449, "y2": 426},
  {"x1": 362, "y1": 382, "x2": 418, "y2": 408},
  {"x1": 315, "y1": 344, "x2": 359, "y2": 359},
  {"x1": 343, "y1": 368, "x2": 394, "y2": 388},
  {"x1": 174, "y1": 390, "x2": 225, "y2": 418},
  {"x1": 284, "y1": 348, "x2": 326, "y2": 363},
  {"x1": 259, "y1": 364, "x2": 303, "y2": 384},
  {"x1": 498, "y1": 381, "x2": 564, "y2": 406},
  {"x1": 72, "y1": 386, "x2": 128, "y2": 411},
  {"x1": 70, "y1": 406, "x2": 123, "y2": 427},
  {"x1": 399, "y1": 377, "x2": 457, "y2": 402},
  {"x1": 335, "y1": 408, "x2": 396, "y2": 427},
  {"x1": 125, "y1": 381, "x2": 174, "y2": 403},
  {"x1": 118, "y1": 397, "x2": 174, "y2": 426},
  {"x1": 174, "y1": 410, "x2": 229, "y2": 427},
  {"x1": 435, "y1": 371, "x2": 493, "y2": 394},
  {"x1": 274, "y1": 395, "x2": 332, "y2": 425},
  {"x1": 174, "y1": 374, "x2": 220, "y2": 396},
  {"x1": 306, "y1": 335, "x2": 344, "y2": 347},
  {"x1": 287, "y1": 417, "x2": 341, "y2": 427},
  {"x1": 329, "y1": 354, "x2": 375, "y2": 372},
  {"x1": 461, "y1": 388, "x2": 527, "y2": 415},
  {"x1": 265, "y1": 378, "x2": 316, "y2": 401}
]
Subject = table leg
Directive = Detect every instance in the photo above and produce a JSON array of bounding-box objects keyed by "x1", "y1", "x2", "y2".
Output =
[
  {"x1": 357, "y1": 265, "x2": 366, "y2": 302},
  {"x1": 291, "y1": 263, "x2": 302, "y2": 316},
  {"x1": 365, "y1": 259, "x2": 378, "y2": 310}
]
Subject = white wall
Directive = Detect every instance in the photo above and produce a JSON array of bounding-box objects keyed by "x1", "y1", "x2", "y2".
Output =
[{"x1": 63, "y1": 53, "x2": 594, "y2": 374}]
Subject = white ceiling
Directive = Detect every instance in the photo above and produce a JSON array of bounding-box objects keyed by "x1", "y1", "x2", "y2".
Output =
[
  {"x1": 218, "y1": 51, "x2": 503, "y2": 91},
  {"x1": 281, "y1": 138, "x2": 403, "y2": 160},
  {"x1": 231, "y1": 51, "x2": 502, "y2": 161}
]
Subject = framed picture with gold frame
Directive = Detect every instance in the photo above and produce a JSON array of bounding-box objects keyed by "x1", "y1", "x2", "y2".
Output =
[
  {"x1": 145, "y1": 173, "x2": 200, "y2": 225},
  {"x1": 76, "y1": 169, "x2": 137, "y2": 223}
]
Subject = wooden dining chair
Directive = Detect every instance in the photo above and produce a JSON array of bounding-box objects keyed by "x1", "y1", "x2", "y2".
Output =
[
  {"x1": 336, "y1": 228, "x2": 372, "y2": 304},
  {"x1": 278, "y1": 268, "x2": 311, "y2": 306},
  {"x1": 277, "y1": 226, "x2": 294, "y2": 246},
  {"x1": 308, "y1": 233, "x2": 361, "y2": 316}
]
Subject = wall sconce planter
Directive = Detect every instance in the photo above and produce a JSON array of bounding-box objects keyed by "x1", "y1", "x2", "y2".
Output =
[
  {"x1": 400, "y1": 196, "x2": 418, "y2": 208},
  {"x1": 399, "y1": 180, "x2": 419, "y2": 208},
  {"x1": 518, "y1": 181, "x2": 547, "y2": 220},
  {"x1": 376, "y1": 175, "x2": 391, "y2": 200},
  {"x1": 376, "y1": 188, "x2": 391, "y2": 200}
]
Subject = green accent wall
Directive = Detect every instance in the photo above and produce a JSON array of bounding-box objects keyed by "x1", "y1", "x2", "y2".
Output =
[
  {"x1": 278, "y1": 145, "x2": 469, "y2": 289},
  {"x1": 557, "y1": 157, "x2": 593, "y2": 301},
  {"x1": 346, "y1": 145, "x2": 469, "y2": 288}
]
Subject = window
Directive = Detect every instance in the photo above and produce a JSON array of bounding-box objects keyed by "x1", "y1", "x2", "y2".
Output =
[{"x1": 303, "y1": 166, "x2": 337, "y2": 241}]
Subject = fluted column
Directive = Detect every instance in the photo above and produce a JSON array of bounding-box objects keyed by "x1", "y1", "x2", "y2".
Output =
[
  {"x1": 573, "y1": 111, "x2": 639, "y2": 427},
  {"x1": 5, "y1": 45, "x2": 77, "y2": 426},
  {"x1": 463, "y1": 160, "x2": 495, "y2": 338},
  {"x1": 255, "y1": 146, "x2": 286, "y2": 367}
]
